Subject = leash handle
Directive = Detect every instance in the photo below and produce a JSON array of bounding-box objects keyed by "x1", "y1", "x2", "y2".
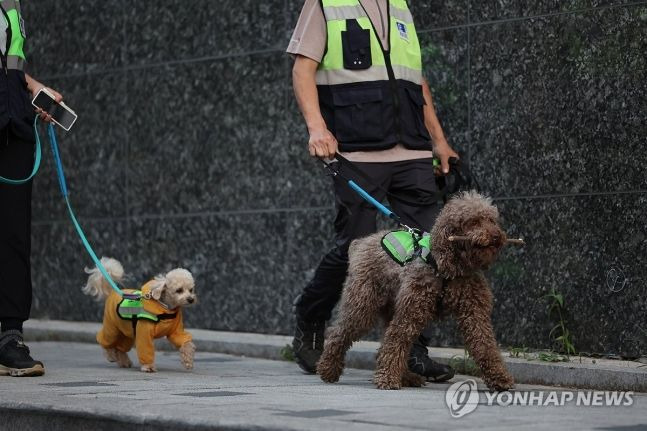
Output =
[
  {"x1": 0, "y1": 117, "x2": 42, "y2": 185},
  {"x1": 39, "y1": 120, "x2": 126, "y2": 298}
]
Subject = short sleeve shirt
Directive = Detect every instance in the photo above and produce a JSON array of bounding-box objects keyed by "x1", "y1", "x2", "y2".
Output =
[{"x1": 286, "y1": 0, "x2": 435, "y2": 163}]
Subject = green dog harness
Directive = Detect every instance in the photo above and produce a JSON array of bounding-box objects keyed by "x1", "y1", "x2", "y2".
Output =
[
  {"x1": 117, "y1": 292, "x2": 159, "y2": 322},
  {"x1": 117, "y1": 290, "x2": 177, "y2": 323},
  {"x1": 381, "y1": 230, "x2": 432, "y2": 266}
]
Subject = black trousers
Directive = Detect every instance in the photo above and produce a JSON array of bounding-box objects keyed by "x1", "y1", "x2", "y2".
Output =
[
  {"x1": 0, "y1": 127, "x2": 34, "y2": 327},
  {"x1": 295, "y1": 158, "x2": 442, "y2": 323}
]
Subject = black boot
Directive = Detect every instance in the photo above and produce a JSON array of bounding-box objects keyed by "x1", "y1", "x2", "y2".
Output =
[
  {"x1": 408, "y1": 335, "x2": 454, "y2": 382},
  {"x1": 0, "y1": 330, "x2": 45, "y2": 377},
  {"x1": 292, "y1": 319, "x2": 325, "y2": 374}
]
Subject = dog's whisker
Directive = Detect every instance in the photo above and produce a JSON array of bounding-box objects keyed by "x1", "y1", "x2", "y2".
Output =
[{"x1": 506, "y1": 238, "x2": 525, "y2": 246}]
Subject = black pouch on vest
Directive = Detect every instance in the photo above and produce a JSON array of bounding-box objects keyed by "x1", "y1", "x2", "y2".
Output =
[{"x1": 342, "y1": 19, "x2": 372, "y2": 70}]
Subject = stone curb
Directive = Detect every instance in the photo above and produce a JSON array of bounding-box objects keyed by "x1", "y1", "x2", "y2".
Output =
[{"x1": 23, "y1": 319, "x2": 647, "y2": 392}]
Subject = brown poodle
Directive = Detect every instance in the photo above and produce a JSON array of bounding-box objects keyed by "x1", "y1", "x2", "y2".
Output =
[{"x1": 317, "y1": 191, "x2": 516, "y2": 391}]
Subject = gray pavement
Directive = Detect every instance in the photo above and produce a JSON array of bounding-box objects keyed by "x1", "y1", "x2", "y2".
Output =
[
  {"x1": 23, "y1": 320, "x2": 647, "y2": 392},
  {"x1": 1, "y1": 342, "x2": 646, "y2": 431}
]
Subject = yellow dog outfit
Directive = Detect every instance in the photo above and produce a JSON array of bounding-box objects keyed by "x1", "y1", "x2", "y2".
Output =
[{"x1": 96, "y1": 280, "x2": 192, "y2": 366}]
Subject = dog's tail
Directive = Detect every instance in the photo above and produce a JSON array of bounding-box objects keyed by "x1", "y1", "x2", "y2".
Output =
[{"x1": 82, "y1": 257, "x2": 125, "y2": 301}]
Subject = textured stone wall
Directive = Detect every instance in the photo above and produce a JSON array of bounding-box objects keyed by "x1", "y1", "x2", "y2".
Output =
[{"x1": 22, "y1": 1, "x2": 646, "y2": 356}]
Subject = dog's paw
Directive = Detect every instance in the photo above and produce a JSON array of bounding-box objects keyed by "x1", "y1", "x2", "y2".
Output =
[
  {"x1": 373, "y1": 372, "x2": 402, "y2": 390},
  {"x1": 140, "y1": 364, "x2": 157, "y2": 373},
  {"x1": 103, "y1": 348, "x2": 119, "y2": 363},
  {"x1": 179, "y1": 342, "x2": 196, "y2": 370},
  {"x1": 115, "y1": 351, "x2": 132, "y2": 368},
  {"x1": 317, "y1": 360, "x2": 344, "y2": 383},
  {"x1": 401, "y1": 371, "x2": 426, "y2": 388},
  {"x1": 486, "y1": 374, "x2": 515, "y2": 392}
]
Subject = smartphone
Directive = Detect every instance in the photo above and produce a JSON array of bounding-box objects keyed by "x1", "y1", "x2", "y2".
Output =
[{"x1": 31, "y1": 88, "x2": 78, "y2": 131}]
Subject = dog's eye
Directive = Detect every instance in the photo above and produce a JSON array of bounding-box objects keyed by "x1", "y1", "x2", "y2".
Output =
[
  {"x1": 176, "y1": 288, "x2": 183, "y2": 293},
  {"x1": 189, "y1": 288, "x2": 194, "y2": 293}
]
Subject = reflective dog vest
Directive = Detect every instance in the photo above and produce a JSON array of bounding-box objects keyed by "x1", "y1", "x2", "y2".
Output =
[
  {"x1": 316, "y1": 0, "x2": 431, "y2": 152},
  {"x1": 381, "y1": 230, "x2": 431, "y2": 266},
  {"x1": 117, "y1": 291, "x2": 176, "y2": 323}
]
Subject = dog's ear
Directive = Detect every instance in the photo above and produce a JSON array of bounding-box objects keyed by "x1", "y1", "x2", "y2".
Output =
[{"x1": 149, "y1": 276, "x2": 166, "y2": 300}]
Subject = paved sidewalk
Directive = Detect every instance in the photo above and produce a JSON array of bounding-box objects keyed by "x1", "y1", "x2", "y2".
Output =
[
  {"x1": 23, "y1": 320, "x2": 647, "y2": 392},
  {"x1": 1, "y1": 342, "x2": 646, "y2": 431}
]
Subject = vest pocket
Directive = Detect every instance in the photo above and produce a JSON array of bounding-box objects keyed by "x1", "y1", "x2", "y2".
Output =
[
  {"x1": 342, "y1": 19, "x2": 372, "y2": 70},
  {"x1": 332, "y1": 87, "x2": 384, "y2": 143},
  {"x1": 404, "y1": 86, "x2": 431, "y2": 141}
]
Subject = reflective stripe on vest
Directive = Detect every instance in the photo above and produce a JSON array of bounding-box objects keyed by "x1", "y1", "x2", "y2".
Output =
[
  {"x1": 117, "y1": 293, "x2": 159, "y2": 322},
  {"x1": 381, "y1": 230, "x2": 432, "y2": 266},
  {"x1": 316, "y1": 0, "x2": 422, "y2": 86},
  {"x1": 0, "y1": 0, "x2": 26, "y2": 71}
]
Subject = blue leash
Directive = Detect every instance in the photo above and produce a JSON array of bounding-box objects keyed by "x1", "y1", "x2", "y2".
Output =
[
  {"x1": 322, "y1": 157, "x2": 420, "y2": 234},
  {"x1": 1, "y1": 118, "x2": 128, "y2": 298}
]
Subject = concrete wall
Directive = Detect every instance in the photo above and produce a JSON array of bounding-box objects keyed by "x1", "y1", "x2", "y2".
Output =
[{"x1": 23, "y1": 1, "x2": 647, "y2": 357}]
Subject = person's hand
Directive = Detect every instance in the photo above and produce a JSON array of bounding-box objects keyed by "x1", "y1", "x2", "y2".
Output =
[
  {"x1": 308, "y1": 126, "x2": 338, "y2": 160},
  {"x1": 433, "y1": 139, "x2": 459, "y2": 175},
  {"x1": 30, "y1": 84, "x2": 63, "y2": 123}
]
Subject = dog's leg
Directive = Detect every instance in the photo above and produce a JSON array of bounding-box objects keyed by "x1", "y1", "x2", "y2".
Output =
[
  {"x1": 179, "y1": 341, "x2": 196, "y2": 370},
  {"x1": 374, "y1": 281, "x2": 437, "y2": 390},
  {"x1": 317, "y1": 275, "x2": 382, "y2": 383},
  {"x1": 449, "y1": 276, "x2": 514, "y2": 391}
]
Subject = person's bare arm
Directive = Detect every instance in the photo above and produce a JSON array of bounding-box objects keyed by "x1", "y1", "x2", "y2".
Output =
[
  {"x1": 25, "y1": 73, "x2": 63, "y2": 123},
  {"x1": 422, "y1": 79, "x2": 458, "y2": 174},
  {"x1": 292, "y1": 55, "x2": 337, "y2": 159}
]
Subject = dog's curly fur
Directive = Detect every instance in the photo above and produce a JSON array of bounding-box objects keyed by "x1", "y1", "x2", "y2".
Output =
[{"x1": 316, "y1": 191, "x2": 515, "y2": 391}]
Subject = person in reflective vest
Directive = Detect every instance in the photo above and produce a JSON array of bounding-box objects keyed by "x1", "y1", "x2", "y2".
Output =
[
  {"x1": 0, "y1": 0, "x2": 64, "y2": 377},
  {"x1": 287, "y1": 0, "x2": 457, "y2": 382}
]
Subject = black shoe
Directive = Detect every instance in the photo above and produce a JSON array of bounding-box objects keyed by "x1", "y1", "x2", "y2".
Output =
[
  {"x1": 0, "y1": 330, "x2": 45, "y2": 377},
  {"x1": 292, "y1": 319, "x2": 325, "y2": 374},
  {"x1": 408, "y1": 341, "x2": 454, "y2": 383}
]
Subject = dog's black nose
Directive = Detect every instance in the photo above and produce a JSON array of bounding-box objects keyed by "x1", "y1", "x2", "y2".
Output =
[{"x1": 188, "y1": 297, "x2": 195, "y2": 304}]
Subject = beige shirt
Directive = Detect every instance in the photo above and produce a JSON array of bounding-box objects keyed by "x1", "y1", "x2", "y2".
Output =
[{"x1": 287, "y1": 0, "x2": 434, "y2": 163}]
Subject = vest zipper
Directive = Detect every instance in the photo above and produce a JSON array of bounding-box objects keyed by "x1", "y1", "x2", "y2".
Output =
[{"x1": 359, "y1": 1, "x2": 403, "y2": 146}]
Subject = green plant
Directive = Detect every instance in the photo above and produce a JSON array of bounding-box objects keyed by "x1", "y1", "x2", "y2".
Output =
[
  {"x1": 449, "y1": 349, "x2": 481, "y2": 376},
  {"x1": 544, "y1": 287, "x2": 577, "y2": 358},
  {"x1": 279, "y1": 344, "x2": 295, "y2": 362},
  {"x1": 536, "y1": 351, "x2": 570, "y2": 363},
  {"x1": 508, "y1": 346, "x2": 530, "y2": 359}
]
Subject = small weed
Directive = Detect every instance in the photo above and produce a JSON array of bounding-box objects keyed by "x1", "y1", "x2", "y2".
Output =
[
  {"x1": 279, "y1": 344, "x2": 295, "y2": 362},
  {"x1": 544, "y1": 287, "x2": 577, "y2": 358},
  {"x1": 535, "y1": 351, "x2": 570, "y2": 362},
  {"x1": 508, "y1": 346, "x2": 530, "y2": 359},
  {"x1": 449, "y1": 349, "x2": 481, "y2": 376}
]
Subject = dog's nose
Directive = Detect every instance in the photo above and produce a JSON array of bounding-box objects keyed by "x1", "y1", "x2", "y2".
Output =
[{"x1": 187, "y1": 297, "x2": 195, "y2": 304}]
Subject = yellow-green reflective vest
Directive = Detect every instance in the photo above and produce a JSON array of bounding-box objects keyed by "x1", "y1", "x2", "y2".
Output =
[
  {"x1": 316, "y1": 0, "x2": 431, "y2": 152},
  {"x1": 0, "y1": 0, "x2": 26, "y2": 71},
  {"x1": 1, "y1": 0, "x2": 33, "y2": 139}
]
